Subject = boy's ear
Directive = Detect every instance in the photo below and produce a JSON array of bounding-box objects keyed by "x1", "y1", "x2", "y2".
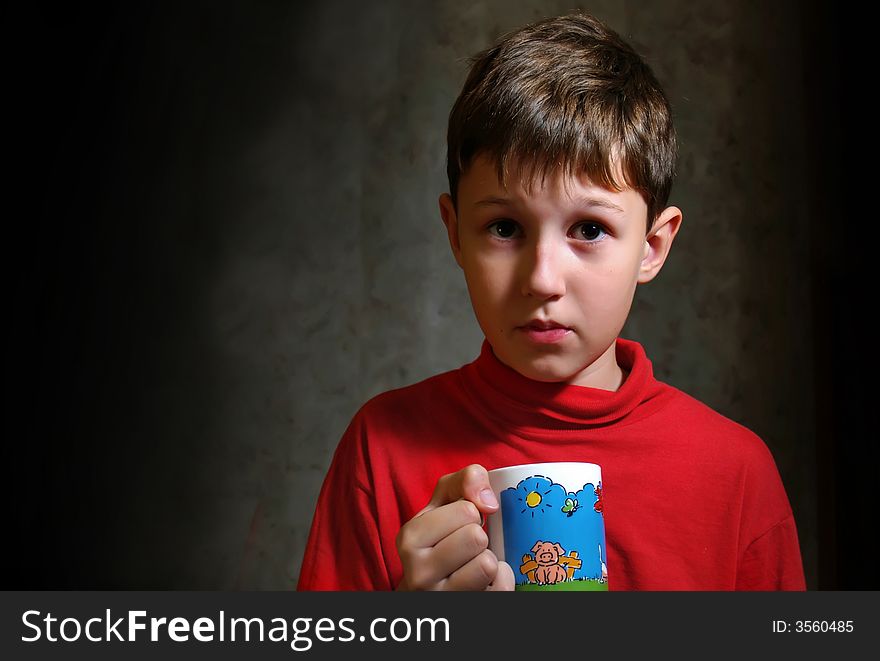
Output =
[
  {"x1": 438, "y1": 193, "x2": 464, "y2": 269},
  {"x1": 638, "y1": 205, "x2": 683, "y2": 284}
]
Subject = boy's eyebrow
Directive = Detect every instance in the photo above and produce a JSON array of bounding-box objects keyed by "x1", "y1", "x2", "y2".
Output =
[{"x1": 474, "y1": 195, "x2": 626, "y2": 214}]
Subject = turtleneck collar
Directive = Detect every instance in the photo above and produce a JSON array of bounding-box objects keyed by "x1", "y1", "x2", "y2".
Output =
[{"x1": 459, "y1": 336, "x2": 668, "y2": 436}]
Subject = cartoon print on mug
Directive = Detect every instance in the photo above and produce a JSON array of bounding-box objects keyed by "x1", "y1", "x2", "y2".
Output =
[{"x1": 493, "y1": 467, "x2": 607, "y2": 591}]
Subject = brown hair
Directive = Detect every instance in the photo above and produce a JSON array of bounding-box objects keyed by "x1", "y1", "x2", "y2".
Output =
[{"x1": 445, "y1": 11, "x2": 677, "y2": 231}]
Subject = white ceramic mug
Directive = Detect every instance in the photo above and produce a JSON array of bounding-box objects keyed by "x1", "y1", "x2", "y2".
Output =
[{"x1": 487, "y1": 462, "x2": 607, "y2": 591}]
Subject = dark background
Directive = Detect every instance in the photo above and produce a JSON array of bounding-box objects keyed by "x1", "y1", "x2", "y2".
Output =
[{"x1": 8, "y1": 2, "x2": 875, "y2": 589}]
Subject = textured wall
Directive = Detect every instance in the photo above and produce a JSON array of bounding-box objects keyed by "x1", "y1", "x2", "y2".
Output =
[
  {"x1": 214, "y1": 0, "x2": 816, "y2": 589},
  {"x1": 16, "y1": 0, "x2": 820, "y2": 588}
]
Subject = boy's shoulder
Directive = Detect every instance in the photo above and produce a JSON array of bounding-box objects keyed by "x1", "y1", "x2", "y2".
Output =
[
  {"x1": 657, "y1": 379, "x2": 778, "y2": 467},
  {"x1": 352, "y1": 364, "x2": 464, "y2": 424}
]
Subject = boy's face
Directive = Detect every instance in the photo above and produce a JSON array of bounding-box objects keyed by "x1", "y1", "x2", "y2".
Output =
[{"x1": 439, "y1": 154, "x2": 682, "y2": 389}]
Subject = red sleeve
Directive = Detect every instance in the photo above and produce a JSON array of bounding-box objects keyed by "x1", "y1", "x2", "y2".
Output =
[
  {"x1": 296, "y1": 409, "x2": 394, "y2": 591},
  {"x1": 736, "y1": 513, "x2": 806, "y2": 590},
  {"x1": 733, "y1": 433, "x2": 807, "y2": 591}
]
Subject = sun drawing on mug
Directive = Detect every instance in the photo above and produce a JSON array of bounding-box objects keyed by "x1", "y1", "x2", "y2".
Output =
[{"x1": 516, "y1": 477, "x2": 555, "y2": 517}]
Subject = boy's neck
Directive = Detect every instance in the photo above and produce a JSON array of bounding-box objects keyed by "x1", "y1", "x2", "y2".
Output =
[
  {"x1": 585, "y1": 363, "x2": 627, "y2": 392},
  {"x1": 608, "y1": 365, "x2": 627, "y2": 392},
  {"x1": 561, "y1": 341, "x2": 628, "y2": 391}
]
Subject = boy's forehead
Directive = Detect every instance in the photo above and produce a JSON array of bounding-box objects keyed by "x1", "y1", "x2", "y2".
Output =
[{"x1": 460, "y1": 153, "x2": 641, "y2": 212}]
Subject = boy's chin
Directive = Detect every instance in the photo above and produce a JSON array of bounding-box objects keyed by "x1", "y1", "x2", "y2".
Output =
[
  {"x1": 515, "y1": 362, "x2": 577, "y2": 383},
  {"x1": 491, "y1": 338, "x2": 619, "y2": 387},
  {"x1": 495, "y1": 349, "x2": 581, "y2": 384}
]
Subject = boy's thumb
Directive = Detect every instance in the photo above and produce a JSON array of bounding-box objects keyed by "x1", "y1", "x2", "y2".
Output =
[
  {"x1": 423, "y1": 464, "x2": 498, "y2": 515},
  {"x1": 458, "y1": 463, "x2": 499, "y2": 513}
]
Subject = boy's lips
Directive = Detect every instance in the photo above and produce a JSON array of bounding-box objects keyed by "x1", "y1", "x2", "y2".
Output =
[
  {"x1": 521, "y1": 319, "x2": 570, "y2": 330},
  {"x1": 517, "y1": 319, "x2": 572, "y2": 344}
]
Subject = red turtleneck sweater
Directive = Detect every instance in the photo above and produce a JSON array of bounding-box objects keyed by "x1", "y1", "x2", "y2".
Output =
[{"x1": 297, "y1": 337, "x2": 806, "y2": 591}]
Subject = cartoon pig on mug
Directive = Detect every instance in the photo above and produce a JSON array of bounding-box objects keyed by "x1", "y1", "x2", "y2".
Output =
[{"x1": 531, "y1": 541, "x2": 568, "y2": 585}]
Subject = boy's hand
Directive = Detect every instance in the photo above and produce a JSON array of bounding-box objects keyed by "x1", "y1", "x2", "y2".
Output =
[{"x1": 395, "y1": 464, "x2": 515, "y2": 591}]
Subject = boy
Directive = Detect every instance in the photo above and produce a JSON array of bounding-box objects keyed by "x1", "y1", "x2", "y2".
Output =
[{"x1": 297, "y1": 11, "x2": 806, "y2": 591}]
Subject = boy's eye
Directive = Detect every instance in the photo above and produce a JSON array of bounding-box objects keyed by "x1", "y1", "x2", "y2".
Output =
[
  {"x1": 488, "y1": 219, "x2": 520, "y2": 239},
  {"x1": 571, "y1": 221, "x2": 607, "y2": 242},
  {"x1": 486, "y1": 219, "x2": 608, "y2": 243}
]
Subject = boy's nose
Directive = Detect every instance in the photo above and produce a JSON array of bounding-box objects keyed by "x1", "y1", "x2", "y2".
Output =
[{"x1": 520, "y1": 241, "x2": 566, "y2": 299}]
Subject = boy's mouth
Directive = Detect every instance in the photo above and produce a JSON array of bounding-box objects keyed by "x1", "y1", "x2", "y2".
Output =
[
  {"x1": 518, "y1": 319, "x2": 572, "y2": 344},
  {"x1": 521, "y1": 319, "x2": 570, "y2": 331}
]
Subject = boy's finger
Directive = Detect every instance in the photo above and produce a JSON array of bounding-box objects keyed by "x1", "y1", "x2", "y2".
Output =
[
  {"x1": 398, "y1": 500, "x2": 481, "y2": 550},
  {"x1": 401, "y1": 522, "x2": 490, "y2": 590},
  {"x1": 439, "y1": 549, "x2": 500, "y2": 591},
  {"x1": 485, "y1": 560, "x2": 515, "y2": 591},
  {"x1": 420, "y1": 464, "x2": 498, "y2": 515},
  {"x1": 426, "y1": 522, "x2": 489, "y2": 581}
]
